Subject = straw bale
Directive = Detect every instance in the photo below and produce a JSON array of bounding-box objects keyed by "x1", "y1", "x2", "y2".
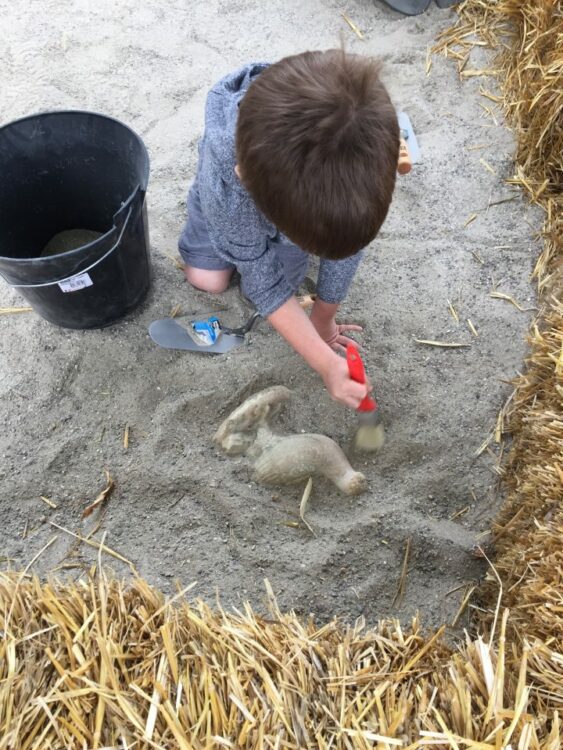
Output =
[{"x1": 0, "y1": 571, "x2": 559, "y2": 748}]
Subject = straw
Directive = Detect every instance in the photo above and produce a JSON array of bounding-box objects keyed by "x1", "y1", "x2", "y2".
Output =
[
  {"x1": 40, "y1": 495, "x2": 58, "y2": 509},
  {"x1": 415, "y1": 339, "x2": 470, "y2": 348},
  {"x1": 340, "y1": 13, "x2": 364, "y2": 40},
  {"x1": 467, "y1": 319, "x2": 479, "y2": 337},
  {"x1": 299, "y1": 478, "x2": 315, "y2": 536},
  {"x1": 161, "y1": 251, "x2": 184, "y2": 271},
  {"x1": 49, "y1": 520, "x2": 137, "y2": 574},
  {"x1": 479, "y1": 158, "x2": 496, "y2": 175},
  {"x1": 0, "y1": 306, "x2": 32, "y2": 315},
  {"x1": 489, "y1": 291, "x2": 537, "y2": 312},
  {"x1": 392, "y1": 538, "x2": 411, "y2": 607},
  {"x1": 82, "y1": 470, "x2": 115, "y2": 518}
]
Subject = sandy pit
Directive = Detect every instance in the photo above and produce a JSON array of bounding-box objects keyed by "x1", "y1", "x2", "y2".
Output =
[{"x1": 0, "y1": 0, "x2": 539, "y2": 631}]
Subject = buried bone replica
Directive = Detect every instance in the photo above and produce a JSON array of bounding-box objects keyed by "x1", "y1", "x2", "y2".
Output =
[{"x1": 214, "y1": 386, "x2": 367, "y2": 496}]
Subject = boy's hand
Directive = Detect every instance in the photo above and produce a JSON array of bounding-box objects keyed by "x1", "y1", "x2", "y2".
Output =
[
  {"x1": 320, "y1": 354, "x2": 371, "y2": 409},
  {"x1": 310, "y1": 298, "x2": 362, "y2": 354}
]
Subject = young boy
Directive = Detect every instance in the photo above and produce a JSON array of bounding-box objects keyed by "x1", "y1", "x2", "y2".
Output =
[{"x1": 179, "y1": 50, "x2": 399, "y2": 410}]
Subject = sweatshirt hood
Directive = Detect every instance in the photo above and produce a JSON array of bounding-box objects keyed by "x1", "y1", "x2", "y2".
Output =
[{"x1": 204, "y1": 62, "x2": 268, "y2": 181}]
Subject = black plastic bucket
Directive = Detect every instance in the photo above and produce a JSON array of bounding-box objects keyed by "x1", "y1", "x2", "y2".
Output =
[{"x1": 0, "y1": 111, "x2": 151, "y2": 328}]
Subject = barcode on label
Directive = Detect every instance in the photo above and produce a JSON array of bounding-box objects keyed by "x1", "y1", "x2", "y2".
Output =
[{"x1": 58, "y1": 272, "x2": 93, "y2": 293}]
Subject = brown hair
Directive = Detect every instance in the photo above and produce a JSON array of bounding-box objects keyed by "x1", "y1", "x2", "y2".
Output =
[{"x1": 236, "y1": 50, "x2": 399, "y2": 259}]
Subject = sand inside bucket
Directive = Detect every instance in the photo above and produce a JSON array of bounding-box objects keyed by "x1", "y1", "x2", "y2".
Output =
[{"x1": 41, "y1": 229, "x2": 103, "y2": 257}]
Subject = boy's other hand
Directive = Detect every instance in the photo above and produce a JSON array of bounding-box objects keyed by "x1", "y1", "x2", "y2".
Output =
[
  {"x1": 314, "y1": 319, "x2": 363, "y2": 354},
  {"x1": 310, "y1": 298, "x2": 362, "y2": 354},
  {"x1": 320, "y1": 354, "x2": 371, "y2": 409}
]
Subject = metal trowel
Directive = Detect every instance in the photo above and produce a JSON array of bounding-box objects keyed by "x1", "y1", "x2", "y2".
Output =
[{"x1": 148, "y1": 311, "x2": 261, "y2": 354}]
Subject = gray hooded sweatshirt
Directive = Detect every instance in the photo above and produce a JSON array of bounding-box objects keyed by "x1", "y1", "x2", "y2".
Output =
[{"x1": 189, "y1": 63, "x2": 363, "y2": 317}]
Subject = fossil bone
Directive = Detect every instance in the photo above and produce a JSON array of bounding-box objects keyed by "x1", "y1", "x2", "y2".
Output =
[
  {"x1": 214, "y1": 386, "x2": 291, "y2": 456},
  {"x1": 214, "y1": 386, "x2": 367, "y2": 496},
  {"x1": 254, "y1": 434, "x2": 367, "y2": 496}
]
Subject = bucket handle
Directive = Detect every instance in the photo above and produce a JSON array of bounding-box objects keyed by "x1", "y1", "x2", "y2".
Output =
[{"x1": 1, "y1": 206, "x2": 133, "y2": 289}]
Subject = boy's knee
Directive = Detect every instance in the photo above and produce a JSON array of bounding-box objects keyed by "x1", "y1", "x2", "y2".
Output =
[{"x1": 184, "y1": 266, "x2": 232, "y2": 294}]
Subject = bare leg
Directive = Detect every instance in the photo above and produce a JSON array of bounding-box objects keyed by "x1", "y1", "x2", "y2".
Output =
[{"x1": 184, "y1": 265, "x2": 233, "y2": 294}]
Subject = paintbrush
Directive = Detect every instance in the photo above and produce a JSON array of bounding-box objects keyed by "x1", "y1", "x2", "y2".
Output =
[{"x1": 346, "y1": 343, "x2": 385, "y2": 452}]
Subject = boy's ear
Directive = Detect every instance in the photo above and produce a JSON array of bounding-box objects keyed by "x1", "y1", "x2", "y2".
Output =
[{"x1": 234, "y1": 164, "x2": 242, "y2": 180}]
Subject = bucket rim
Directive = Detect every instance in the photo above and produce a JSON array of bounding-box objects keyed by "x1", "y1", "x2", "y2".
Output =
[{"x1": 0, "y1": 109, "x2": 150, "y2": 189}]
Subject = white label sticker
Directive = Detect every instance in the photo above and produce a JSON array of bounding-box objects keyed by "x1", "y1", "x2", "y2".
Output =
[{"x1": 58, "y1": 272, "x2": 93, "y2": 293}]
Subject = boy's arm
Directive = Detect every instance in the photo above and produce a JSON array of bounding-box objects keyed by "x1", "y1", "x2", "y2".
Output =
[
  {"x1": 308, "y1": 254, "x2": 366, "y2": 352},
  {"x1": 268, "y1": 296, "x2": 369, "y2": 409}
]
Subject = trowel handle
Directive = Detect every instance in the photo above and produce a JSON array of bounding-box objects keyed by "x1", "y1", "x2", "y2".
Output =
[
  {"x1": 221, "y1": 311, "x2": 261, "y2": 336},
  {"x1": 239, "y1": 310, "x2": 261, "y2": 334},
  {"x1": 398, "y1": 137, "x2": 412, "y2": 175},
  {"x1": 346, "y1": 344, "x2": 377, "y2": 413}
]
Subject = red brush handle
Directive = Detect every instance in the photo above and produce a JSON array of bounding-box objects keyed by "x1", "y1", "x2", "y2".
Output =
[{"x1": 346, "y1": 344, "x2": 377, "y2": 413}]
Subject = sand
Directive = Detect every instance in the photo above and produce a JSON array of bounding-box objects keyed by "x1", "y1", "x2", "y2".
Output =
[
  {"x1": 42, "y1": 229, "x2": 103, "y2": 257},
  {"x1": 0, "y1": 0, "x2": 540, "y2": 631}
]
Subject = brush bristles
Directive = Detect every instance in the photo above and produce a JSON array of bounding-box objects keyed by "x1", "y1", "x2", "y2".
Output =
[{"x1": 353, "y1": 422, "x2": 385, "y2": 452}]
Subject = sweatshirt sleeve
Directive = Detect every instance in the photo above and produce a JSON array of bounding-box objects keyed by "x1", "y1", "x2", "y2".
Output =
[
  {"x1": 316, "y1": 252, "x2": 364, "y2": 305},
  {"x1": 218, "y1": 237, "x2": 294, "y2": 317}
]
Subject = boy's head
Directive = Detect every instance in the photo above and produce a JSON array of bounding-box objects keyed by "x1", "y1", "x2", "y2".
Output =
[{"x1": 236, "y1": 50, "x2": 399, "y2": 260}]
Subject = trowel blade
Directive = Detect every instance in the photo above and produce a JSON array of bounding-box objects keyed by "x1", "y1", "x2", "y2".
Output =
[{"x1": 148, "y1": 318, "x2": 245, "y2": 354}]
